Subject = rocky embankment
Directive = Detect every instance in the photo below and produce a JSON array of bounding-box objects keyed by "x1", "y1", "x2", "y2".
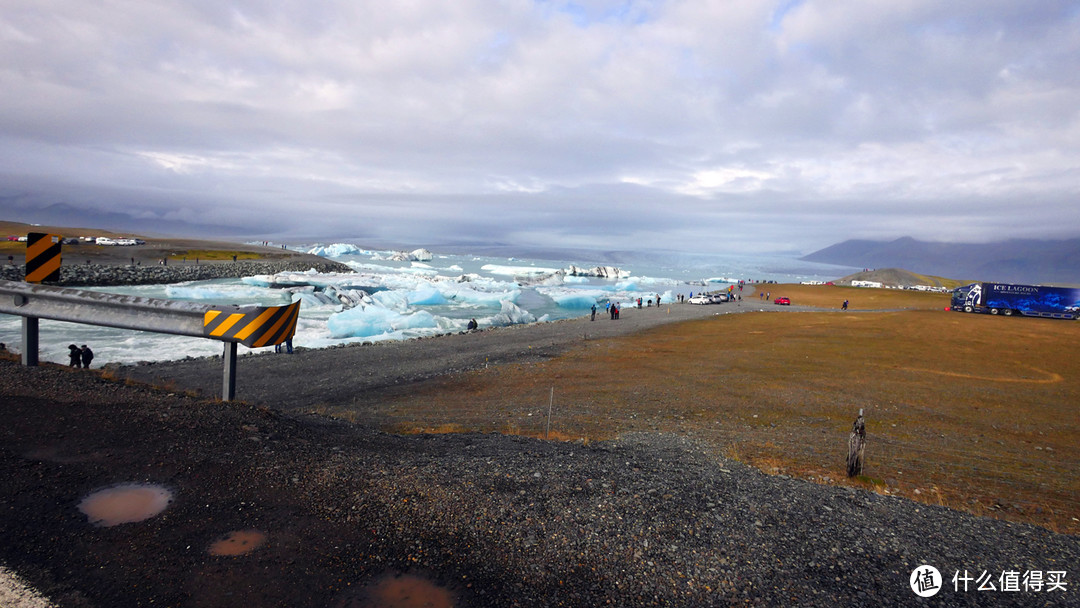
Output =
[{"x1": 0, "y1": 259, "x2": 353, "y2": 287}]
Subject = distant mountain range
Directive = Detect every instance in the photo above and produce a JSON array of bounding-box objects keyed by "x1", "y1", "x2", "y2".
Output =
[
  {"x1": 801, "y1": 237, "x2": 1080, "y2": 285},
  {"x1": 0, "y1": 201, "x2": 256, "y2": 240}
]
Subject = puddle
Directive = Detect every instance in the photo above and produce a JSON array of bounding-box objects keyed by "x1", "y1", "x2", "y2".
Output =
[
  {"x1": 78, "y1": 483, "x2": 173, "y2": 527},
  {"x1": 208, "y1": 530, "x2": 268, "y2": 556},
  {"x1": 336, "y1": 573, "x2": 456, "y2": 608}
]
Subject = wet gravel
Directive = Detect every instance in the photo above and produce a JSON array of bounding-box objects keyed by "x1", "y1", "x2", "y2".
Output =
[{"x1": 1, "y1": 356, "x2": 1077, "y2": 607}]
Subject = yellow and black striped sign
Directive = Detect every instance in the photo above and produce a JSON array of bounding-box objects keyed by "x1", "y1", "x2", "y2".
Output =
[
  {"x1": 25, "y1": 232, "x2": 62, "y2": 283},
  {"x1": 203, "y1": 301, "x2": 300, "y2": 348}
]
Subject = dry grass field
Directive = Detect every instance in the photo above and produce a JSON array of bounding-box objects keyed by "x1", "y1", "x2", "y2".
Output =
[{"x1": 329, "y1": 286, "x2": 1080, "y2": 535}]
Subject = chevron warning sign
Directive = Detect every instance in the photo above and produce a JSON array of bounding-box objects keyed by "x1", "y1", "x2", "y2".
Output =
[
  {"x1": 203, "y1": 301, "x2": 300, "y2": 348},
  {"x1": 25, "y1": 232, "x2": 62, "y2": 283}
]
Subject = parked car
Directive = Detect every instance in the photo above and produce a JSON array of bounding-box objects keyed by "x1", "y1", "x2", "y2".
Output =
[
  {"x1": 688, "y1": 294, "x2": 712, "y2": 305},
  {"x1": 774, "y1": 296, "x2": 791, "y2": 305},
  {"x1": 710, "y1": 293, "x2": 729, "y2": 303}
]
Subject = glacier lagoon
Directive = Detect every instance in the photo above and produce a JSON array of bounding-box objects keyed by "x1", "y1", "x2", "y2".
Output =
[{"x1": 0, "y1": 245, "x2": 858, "y2": 366}]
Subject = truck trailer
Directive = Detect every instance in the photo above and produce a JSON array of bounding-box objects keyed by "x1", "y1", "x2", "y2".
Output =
[{"x1": 950, "y1": 282, "x2": 1080, "y2": 319}]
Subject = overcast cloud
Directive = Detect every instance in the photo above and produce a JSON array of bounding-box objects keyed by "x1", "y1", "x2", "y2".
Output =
[{"x1": 2, "y1": 0, "x2": 1078, "y2": 254}]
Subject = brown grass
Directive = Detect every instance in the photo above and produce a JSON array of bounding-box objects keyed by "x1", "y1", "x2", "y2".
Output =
[
  {"x1": 343, "y1": 288, "x2": 1079, "y2": 534},
  {"x1": 756, "y1": 282, "x2": 952, "y2": 310},
  {"x1": 168, "y1": 250, "x2": 263, "y2": 261}
]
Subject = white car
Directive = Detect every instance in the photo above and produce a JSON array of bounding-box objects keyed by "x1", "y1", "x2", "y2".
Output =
[
  {"x1": 688, "y1": 294, "x2": 711, "y2": 305},
  {"x1": 710, "y1": 293, "x2": 729, "y2": 303}
]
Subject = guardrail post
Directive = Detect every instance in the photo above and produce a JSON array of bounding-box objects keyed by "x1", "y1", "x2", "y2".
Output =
[
  {"x1": 223, "y1": 342, "x2": 237, "y2": 401},
  {"x1": 21, "y1": 316, "x2": 39, "y2": 367}
]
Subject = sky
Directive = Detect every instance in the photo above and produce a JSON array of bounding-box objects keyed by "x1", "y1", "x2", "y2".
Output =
[{"x1": 1, "y1": 0, "x2": 1079, "y2": 255}]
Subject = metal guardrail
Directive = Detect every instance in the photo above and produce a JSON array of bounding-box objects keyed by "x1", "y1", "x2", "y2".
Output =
[{"x1": 0, "y1": 279, "x2": 297, "y2": 401}]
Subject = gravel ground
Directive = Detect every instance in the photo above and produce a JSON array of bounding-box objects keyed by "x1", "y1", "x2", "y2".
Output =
[
  {"x1": 5, "y1": 232, "x2": 1075, "y2": 605},
  {"x1": 115, "y1": 299, "x2": 787, "y2": 409},
  {"x1": 2, "y1": 319, "x2": 1078, "y2": 607}
]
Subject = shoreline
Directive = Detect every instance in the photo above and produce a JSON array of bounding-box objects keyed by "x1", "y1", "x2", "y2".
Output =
[
  {"x1": 115, "y1": 297, "x2": 785, "y2": 409},
  {"x1": 0, "y1": 258, "x2": 352, "y2": 287}
]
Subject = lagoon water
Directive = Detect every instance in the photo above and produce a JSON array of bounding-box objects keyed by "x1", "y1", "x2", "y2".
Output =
[{"x1": 0, "y1": 245, "x2": 857, "y2": 366}]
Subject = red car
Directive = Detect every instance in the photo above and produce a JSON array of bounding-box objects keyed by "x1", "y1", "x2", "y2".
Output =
[{"x1": 773, "y1": 296, "x2": 791, "y2": 305}]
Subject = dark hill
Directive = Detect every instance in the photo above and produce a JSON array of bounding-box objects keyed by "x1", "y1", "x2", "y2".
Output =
[{"x1": 802, "y1": 237, "x2": 1080, "y2": 285}]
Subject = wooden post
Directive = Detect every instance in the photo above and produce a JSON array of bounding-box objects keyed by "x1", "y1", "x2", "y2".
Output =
[
  {"x1": 546, "y1": 387, "x2": 553, "y2": 440},
  {"x1": 847, "y1": 408, "x2": 866, "y2": 477}
]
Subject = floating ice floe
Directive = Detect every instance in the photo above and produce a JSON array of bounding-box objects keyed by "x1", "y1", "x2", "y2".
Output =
[
  {"x1": 482, "y1": 264, "x2": 563, "y2": 277},
  {"x1": 327, "y1": 306, "x2": 439, "y2": 339},
  {"x1": 384, "y1": 248, "x2": 434, "y2": 262},
  {"x1": 538, "y1": 288, "x2": 602, "y2": 309},
  {"x1": 704, "y1": 276, "x2": 740, "y2": 284},
  {"x1": 488, "y1": 300, "x2": 536, "y2": 326},
  {"x1": 306, "y1": 243, "x2": 368, "y2": 257},
  {"x1": 164, "y1": 282, "x2": 282, "y2": 301},
  {"x1": 565, "y1": 265, "x2": 630, "y2": 279}
]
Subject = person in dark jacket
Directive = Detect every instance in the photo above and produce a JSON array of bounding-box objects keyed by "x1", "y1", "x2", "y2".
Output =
[
  {"x1": 80, "y1": 345, "x2": 94, "y2": 369},
  {"x1": 68, "y1": 344, "x2": 82, "y2": 368}
]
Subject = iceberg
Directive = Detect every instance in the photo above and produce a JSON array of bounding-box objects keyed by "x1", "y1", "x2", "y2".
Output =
[
  {"x1": 487, "y1": 300, "x2": 537, "y2": 326},
  {"x1": 372, "y1": 290, "x2": 410, "y2": 312},
  {"x1": 163, "y1": 283, "x2": 275, "y2": 301},
  {"x1": 327, "y1": 306, "x2": 439, "y2": 339},
  {"x1": 565, "y1": 265, "x2": 630, "y2": 279},
  {"x1": 385, "y1": 248, "x2": 434, "y2": 262},
  {"x1": 406, "y1": 286, "x2": 449, "y2": 306},
  {"x1": 536, "y1": 287, "x2": 602, "y2": 309},
  {"x1": 307, "y1": 243, "x2": 365, "y2": 257},
  {"x1": 482, "y1": 264, "x2": 562, "y2": 277}
]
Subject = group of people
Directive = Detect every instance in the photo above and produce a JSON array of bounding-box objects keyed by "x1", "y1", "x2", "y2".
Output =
[
  {"x1": 67, "y1": 344, "x2": 94, "y2": 369},
  {"x1": 589, "y1": 294, "x2": 666, "y2": 321},
  {"x1": 274, "y1": 337, "x2": 294, "y2": 354}
]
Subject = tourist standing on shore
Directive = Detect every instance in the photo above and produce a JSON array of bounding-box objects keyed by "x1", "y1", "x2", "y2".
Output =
[
  {"x1": 80, "y1": 345, "x2": 94, "y2": 369},
  {"x1": 591, "y1": 304, "x2": 596, "y2": 321},
  {"x1": 68, "y1": 344, "x2": 82, "y2": 368}
]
